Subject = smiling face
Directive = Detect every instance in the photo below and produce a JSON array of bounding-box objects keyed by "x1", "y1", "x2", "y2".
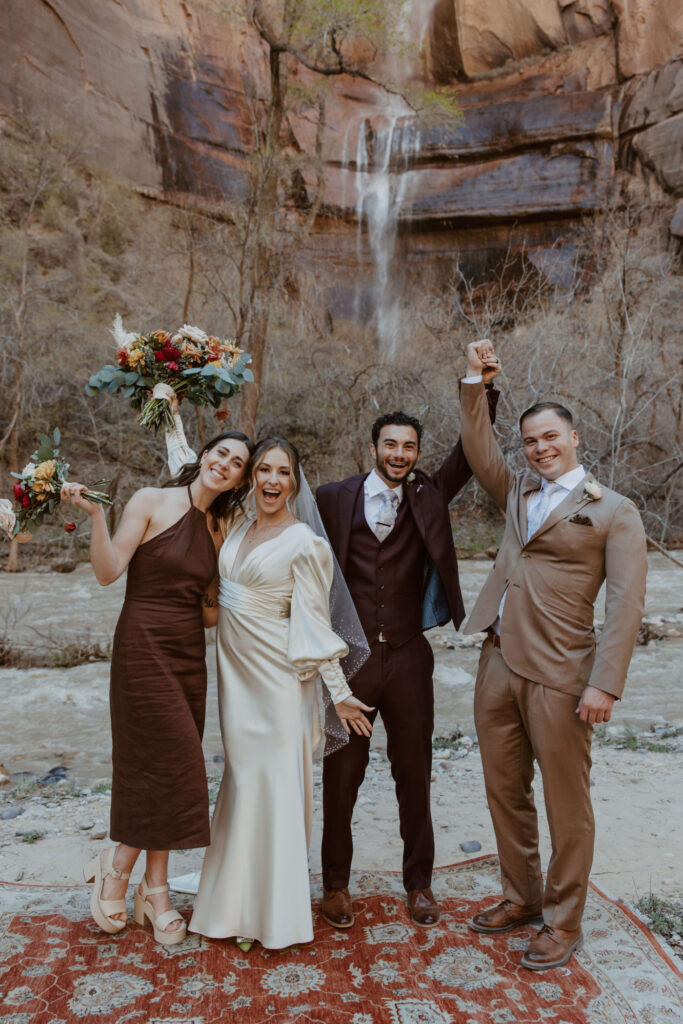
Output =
[
  {"x1": 199, "y1": 438, "x2": 250, "y2": 493},
  {"x1": 370, "y1": 425, "x2": 421, "y2": 487},
  {"x1": 521, "y1": 410, "x2": 579, "y2": 480},
  {"x1": 253, "y1": 446, "x2": 295, "y2": 518}
]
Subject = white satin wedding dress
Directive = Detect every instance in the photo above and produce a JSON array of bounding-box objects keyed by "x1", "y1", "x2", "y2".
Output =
[{"x1": 186, "y1": 517, "x2": 351, "y2": 948}]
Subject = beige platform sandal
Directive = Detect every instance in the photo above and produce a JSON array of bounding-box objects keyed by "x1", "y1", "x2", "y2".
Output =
[
  {"x1": 134, "y1": 876, "x2": 187, "y2": 946},
  {"x1": 83, "y1": 847, "x2": 130, "y2": 934}
]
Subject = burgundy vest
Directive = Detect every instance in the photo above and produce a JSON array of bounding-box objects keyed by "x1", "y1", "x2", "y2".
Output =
[{"x1": 345, "y1": 489, "x2": 427, "y2": 646}]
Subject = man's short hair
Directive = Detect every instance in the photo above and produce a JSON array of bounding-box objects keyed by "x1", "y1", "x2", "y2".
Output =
[
  {"x1": 519, "y1": 401, "x2": 574, "y2": 433},
  {"x1": 371, "y1": 411, "x2": 423, "y2": 447}
]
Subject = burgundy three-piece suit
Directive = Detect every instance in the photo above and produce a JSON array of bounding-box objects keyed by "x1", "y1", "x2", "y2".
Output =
[{"x1": 316, "y1": 390, "x2": 498, "y2": 891}]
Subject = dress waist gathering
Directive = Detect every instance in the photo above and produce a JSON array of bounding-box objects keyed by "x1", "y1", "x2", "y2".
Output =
[{"x1": 219, "y1": 578, "x2": 290, "y2": 620}]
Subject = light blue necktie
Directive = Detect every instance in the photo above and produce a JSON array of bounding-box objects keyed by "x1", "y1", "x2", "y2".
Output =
[
  {"x1": 526, "y1": 481, "x2": 562, "y2": 541},
  {"x1": 375, "y1": 490, "x2": 400, "y2": 542}
]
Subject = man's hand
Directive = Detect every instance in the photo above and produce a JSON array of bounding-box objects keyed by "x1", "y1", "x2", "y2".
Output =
[
  {"x1": 576, "y1": 685, "x2": 615, "y2": 725},
  {"x1": 466, "y1": 339, "x2": 501, "y2": 383},
  {"x1": 335, "y1": 695, "x2": 375, "y2": 738}
]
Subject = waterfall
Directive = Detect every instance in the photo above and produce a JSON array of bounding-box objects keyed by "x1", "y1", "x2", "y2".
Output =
[
  {"x1": 342, "y1": 111, "x2": 422, "y2": 356},
  {"x1": 339, "y1": 0, "x2": 438, "y2": 357}
]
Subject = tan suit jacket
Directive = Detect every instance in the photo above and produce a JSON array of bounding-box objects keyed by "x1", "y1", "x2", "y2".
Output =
[{"x1": 460, "y1": 381, "x2": 647, "y2": 699}]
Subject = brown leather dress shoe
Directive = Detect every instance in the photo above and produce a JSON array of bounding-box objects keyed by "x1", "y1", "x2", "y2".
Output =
[
  {"x1": 521, "y1": 924, "x2": 584, "y2": 970},
  {"x1": 407, "y1": 888, "x2": 441, "y2": 927},
  {"x1": 469, "y1": 899, "x2": 543, "y2": 934},
  {"x1": 321, "y1": 888, "x2": 354, "y2": 929}
]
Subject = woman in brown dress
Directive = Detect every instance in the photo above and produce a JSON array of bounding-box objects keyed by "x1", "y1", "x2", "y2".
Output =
[{"x1": 61, "y1": 429, "x2": 253, "y2": 945}]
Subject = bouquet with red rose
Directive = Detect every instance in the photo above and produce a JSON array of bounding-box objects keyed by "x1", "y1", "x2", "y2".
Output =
[
  {"x1": 3, "y1": 428, "x2": 112, "y2": 538},
  {"x1": 85, "y1": 316, "x2": 253, "y2": 434}
]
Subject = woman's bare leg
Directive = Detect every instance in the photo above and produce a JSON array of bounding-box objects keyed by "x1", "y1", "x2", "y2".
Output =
[
  {"x1": 142, "y1": 849, "x2": 182, "y2": 932},
  {"x1": 100, "y1": 843, "x2": 139, "y2": 922}
]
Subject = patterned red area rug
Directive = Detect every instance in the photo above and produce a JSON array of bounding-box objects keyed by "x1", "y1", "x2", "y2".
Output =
[{"x1": 1, "y1": 857, "x2": 681, "y2": 1023}]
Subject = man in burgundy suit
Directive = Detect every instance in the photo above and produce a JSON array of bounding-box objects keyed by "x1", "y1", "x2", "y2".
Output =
[{"x1": 317, "y1": 397, "x2": 497, "y2": 928}]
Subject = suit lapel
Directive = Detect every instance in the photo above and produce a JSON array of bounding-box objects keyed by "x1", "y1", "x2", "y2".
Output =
[
  {"x1": 405, "y1": 483, "x2": 423, "y2": 533},
  {"x1": 336, "y1": 475, "x2": 366, "y2": 573},
  {"x1": 517, "y1": 473, "x2": 540, "y2": 547},
  {"x1": 405, "y1": 479, "x2": 436, "y2": 560}
]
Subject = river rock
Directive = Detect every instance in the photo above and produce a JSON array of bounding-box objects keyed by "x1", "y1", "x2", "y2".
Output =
[
  {"x1": 460, "y1": 839, "x2": 482, "y2": 853},
  {"x1": 0, "y1": 807, "x2": 24, "y2": 820}
]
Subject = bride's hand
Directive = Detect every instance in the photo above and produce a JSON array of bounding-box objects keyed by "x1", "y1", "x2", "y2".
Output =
[
  {"x1": 152, "y1": 382, "x2": 179, "y2": 415},
  {"x1": 335, "y1": 695, "x2": 374, "y2": 738}
]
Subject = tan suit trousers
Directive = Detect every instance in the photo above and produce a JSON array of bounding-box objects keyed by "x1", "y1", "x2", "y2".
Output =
[{"x1": 474, "y1": 639, "x2": 594, "y2": 930}]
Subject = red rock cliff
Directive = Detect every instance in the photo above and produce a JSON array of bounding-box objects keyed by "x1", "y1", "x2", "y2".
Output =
[{"x1": 2, "y1": 0, "x2": 681, "y2": 278}]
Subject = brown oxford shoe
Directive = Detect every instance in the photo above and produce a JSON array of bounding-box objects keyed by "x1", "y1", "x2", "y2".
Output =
[
  {"x1": 321, "y1": 888, "x2": 355, "y2": 929},
  {"x1": 469, "y1": 899, "x2": 543, "y2": 934},
  {"x1": 407, "y1": 888, "x2": 441, "y2": 928},
  {"x1": 521, "y1": 924, "x2": 584, "y2": 970}
]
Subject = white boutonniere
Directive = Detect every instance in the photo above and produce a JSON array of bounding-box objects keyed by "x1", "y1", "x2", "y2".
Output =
[
  {"x1": 407, "y1": 472, "x2": 416, "y2": 486},
  {"x1": 578, "y1": 480, "x2": 602, "y2": 504}
]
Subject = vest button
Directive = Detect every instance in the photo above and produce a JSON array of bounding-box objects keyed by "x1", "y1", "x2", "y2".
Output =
[
  {"x1": 380, "y1": 603, "x2": 385, "y2": 608},
  {"x1": 379, "y1": 585, "x2": 385, "y2": 590}
]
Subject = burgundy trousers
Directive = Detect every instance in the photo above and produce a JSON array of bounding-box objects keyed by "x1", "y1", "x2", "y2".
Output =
[{"x1": 322, "y1": 632, "x2": 435, "y2": 893}]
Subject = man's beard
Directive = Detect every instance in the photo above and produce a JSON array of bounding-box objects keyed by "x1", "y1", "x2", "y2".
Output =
[{"x1": 375, "y1": 455, "x2": 414, "y2": 484}]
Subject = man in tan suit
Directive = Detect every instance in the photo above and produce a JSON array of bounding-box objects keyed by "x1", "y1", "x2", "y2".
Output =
[{"x1": 460, "y1": 340, "x2": 647, "y2": 970}]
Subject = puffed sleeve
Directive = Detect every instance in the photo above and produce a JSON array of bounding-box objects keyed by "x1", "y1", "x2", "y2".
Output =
[
  {"x1": 165, "y1": 412, "x2": 198, "y2": 477},
  {"x1": 288, "y1": 532, "x2": 352, "y2": 705}
]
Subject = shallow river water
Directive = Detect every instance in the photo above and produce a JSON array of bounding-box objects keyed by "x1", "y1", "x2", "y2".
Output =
[{"x1": 1, "y1": 553, "x2": 681, "y2": 782}]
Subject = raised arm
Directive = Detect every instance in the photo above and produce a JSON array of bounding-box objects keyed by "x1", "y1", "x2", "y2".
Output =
[
  {"x1": 154, "y1": 384, "x2": 198, "y2": 476},
  {"x1": 60, "y1": 484, "x2": 155, "y2": 585},
  {"x1": 459, "y1": 341, "x2": 515, "y2": 511},
  {"x1": 430, "y1": 387, "x2": 499, "y2": 502}
]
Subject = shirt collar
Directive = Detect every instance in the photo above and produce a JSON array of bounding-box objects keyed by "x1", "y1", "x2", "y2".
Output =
[
  {"x1": 365, "y1": 468, "x2": 403, "y2": 503},
  {"x1": 542, "y1": 464, "x2": 586, "y2": 492}
]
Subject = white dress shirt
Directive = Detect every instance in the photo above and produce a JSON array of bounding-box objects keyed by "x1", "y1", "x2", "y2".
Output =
[
  {"x1": 364, "y1": 469, "x2": 403, "y2": 535},
  {"x1": 525, "y1": 465, "x2": 586, "y2": 536}
]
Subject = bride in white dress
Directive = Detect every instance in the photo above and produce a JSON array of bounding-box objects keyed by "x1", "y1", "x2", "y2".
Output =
[{"x1": 164, "y1": 421, "x2": 372, "y2": 949}]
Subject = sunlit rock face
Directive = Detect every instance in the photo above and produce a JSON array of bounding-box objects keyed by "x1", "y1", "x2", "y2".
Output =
[
  {"x1": 1, "y1": 0, "x2": 261, "y2": 197},
  {"x1": 1, "y1": 0, "x2": 681, "y2": 311},
  {"x1": 430, "y1": 0, "x2": 613, "y2": 79}
]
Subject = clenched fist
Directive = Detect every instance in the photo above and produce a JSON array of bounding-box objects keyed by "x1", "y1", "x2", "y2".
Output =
[{"x1": 466, "y1": 340, "x2": 501, "y2": 383}]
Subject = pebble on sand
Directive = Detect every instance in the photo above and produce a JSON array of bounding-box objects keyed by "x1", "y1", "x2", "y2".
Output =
[{"x1": 0, "y1": 807, "x2": 24, "y2": 820}]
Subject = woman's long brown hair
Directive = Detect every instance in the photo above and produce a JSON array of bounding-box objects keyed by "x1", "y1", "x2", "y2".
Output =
[{"x1": 164, "y1": 430, "x2": 255, "y2": 524}]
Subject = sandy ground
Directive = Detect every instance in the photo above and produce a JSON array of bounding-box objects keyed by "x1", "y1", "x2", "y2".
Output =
[{"x1": 1, "y1": 554, "x2": 681, "y2": 919}]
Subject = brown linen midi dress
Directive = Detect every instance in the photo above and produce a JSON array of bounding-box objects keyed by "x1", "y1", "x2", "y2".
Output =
[{"x1": 109, "y1": 487, "x2": 216, "y2": 851}]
